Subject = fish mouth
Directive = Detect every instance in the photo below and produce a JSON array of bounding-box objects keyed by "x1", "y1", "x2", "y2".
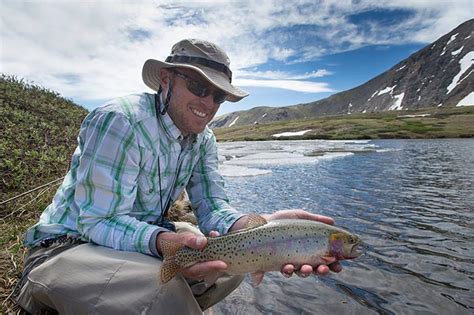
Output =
[{"x1": 348, "y1": 242, "x2": 363, "y2": 259}]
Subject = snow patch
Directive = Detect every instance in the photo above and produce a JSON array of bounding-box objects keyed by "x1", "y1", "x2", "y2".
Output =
[
  {"x1": 228, "y1": 116, "x2": 239, "y2": 127},
  {"x1": 367, "y1": 90, "x2": 378, "y2": 102},
  {"x1": 220, "y1": 165, "x2": 272, "y2": 177},
  {"x1": 447, "y1": 33, "x2": 458, "y2": 46},
  {"x1": 389, "y1": 93, "x2": 405, "y2": 110},
  {"x1": 452, "y1": 46, "x2": 463, "y2": 56},
  {"x1": 398, "y1": 114, "x2": 431, "y2": 118},
  {"x1": 456, "y1": 92, "x2": 474, "y2": 107},
  {"x1": 396, "y1": 65, "x2": 406, "y2": 71},
  {"x1": 441, "y1": 33, "x2": 459, "y2": 56},
  {"x1": 377, "y1": 85, "x2": 396, "y2": 96},
  {"x1": 273, "y1": 129, "x2": 312, "y2": 138},
  {"x1": 447, "y1": 51, "x2": 474, "y2": 94}
]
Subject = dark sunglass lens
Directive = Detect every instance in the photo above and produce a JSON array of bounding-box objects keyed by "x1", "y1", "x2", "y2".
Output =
[{"x1": 187, "y1": 80, "x2": 208, "y2": 97}]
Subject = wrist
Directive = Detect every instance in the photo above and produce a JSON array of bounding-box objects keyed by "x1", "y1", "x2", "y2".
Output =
[{"x1": 156, "y1": 231, "x2": 173, "y2": 256}]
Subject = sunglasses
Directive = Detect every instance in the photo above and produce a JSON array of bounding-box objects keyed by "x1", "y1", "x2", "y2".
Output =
[{"x1": 172, "y1": 70, "x2": 227, "y2": 104}]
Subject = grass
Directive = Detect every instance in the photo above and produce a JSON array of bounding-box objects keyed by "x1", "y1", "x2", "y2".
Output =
[
  {"x1": 213, "y1": 107, "x2": 474, "y2": 141},
  {"x1": 0, "y1": 75, "x2": 88, "y2": 313}
]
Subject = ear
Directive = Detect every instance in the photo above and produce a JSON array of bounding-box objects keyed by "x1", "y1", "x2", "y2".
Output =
[{"x1": 159, "y1": 68, "x2": 171, "y2": 90}]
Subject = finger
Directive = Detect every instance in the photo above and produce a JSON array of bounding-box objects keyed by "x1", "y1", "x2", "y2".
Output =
[
  {"x1": 182, "y1": 261, "x2": 227, "y2": 279},
  {"x1": 329, "y1": 262, "x2": 343, "y2": 273},
  {"x1": 281, "y1": 264, "x2": 294, "y2": 277},
  {"x1": 314, "y1": 264, "x2": 330, "y2": 276},
  {"x1": 180, "y1": 234, "x2": 207, "y2": 249},
  {"x1": 291, "y1": 210, "x2": 335, "y2": 225},
  {"x1": 209, "y1": 231, "x2": 220, "y2": 238},
  {"x1": 312, "y1": 214, "x2": 334, "y2": 225},
  {"x1": 295, "y1": 265, "x2": 313, "y2": 278}
]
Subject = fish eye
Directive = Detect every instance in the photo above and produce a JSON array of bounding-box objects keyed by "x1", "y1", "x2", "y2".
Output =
[{"x1": 349, "y1": 237, "x2": 356, "y2": 244}]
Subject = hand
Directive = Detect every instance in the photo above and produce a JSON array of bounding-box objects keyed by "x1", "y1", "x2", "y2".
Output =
[
  {"x1": 156, "y1": 231, "x2": 227, "y2": 281},
  {"x1": 263, "y1": 209, "x2": 342, "y2": 278}
]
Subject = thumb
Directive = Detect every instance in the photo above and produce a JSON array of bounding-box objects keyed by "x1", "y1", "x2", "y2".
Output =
[{"x1": 181, "y1": 233, "x2": 207, "y2": 249}]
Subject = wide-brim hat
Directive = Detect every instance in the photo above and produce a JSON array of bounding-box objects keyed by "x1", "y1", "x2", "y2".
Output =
[{"x1": 142, "y1": 39, "x2": 249, "y2": 103}]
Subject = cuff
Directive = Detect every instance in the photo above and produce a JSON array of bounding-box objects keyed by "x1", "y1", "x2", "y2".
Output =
[{"x1": 148, "y1": 227, "x2": 171, "y2": 258}]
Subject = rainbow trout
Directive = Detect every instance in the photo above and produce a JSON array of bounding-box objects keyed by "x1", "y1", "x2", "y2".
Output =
[{"x1": 160, "y1": 215, "x2": 362, "y2": 284}]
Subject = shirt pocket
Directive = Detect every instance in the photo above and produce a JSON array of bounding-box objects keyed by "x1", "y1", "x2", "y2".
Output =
[
  {"x1": 136, "y1": 155, "x2": 168, "y2": 204},
  {"x1": 175, "y1": 151, "x2": 200, "y2": 190}
]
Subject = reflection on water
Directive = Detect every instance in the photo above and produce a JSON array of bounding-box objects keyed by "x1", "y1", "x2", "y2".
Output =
[{"x1": 214, "y1": 139, "x2": 474, "y2": 314}]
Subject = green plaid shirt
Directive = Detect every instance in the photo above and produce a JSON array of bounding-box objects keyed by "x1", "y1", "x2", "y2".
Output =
[{"x1": 25, "y1": 93, "x2": 244, "y2": 255}]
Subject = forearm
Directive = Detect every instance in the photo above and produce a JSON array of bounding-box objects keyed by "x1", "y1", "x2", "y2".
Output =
[{"x1": 78, "y1": 213, "x2": 161, "y2": 255}]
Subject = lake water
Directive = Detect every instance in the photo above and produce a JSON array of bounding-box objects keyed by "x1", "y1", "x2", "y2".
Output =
[{"x1": 212, "y1": 139, "x2": 474, "y2": 314}]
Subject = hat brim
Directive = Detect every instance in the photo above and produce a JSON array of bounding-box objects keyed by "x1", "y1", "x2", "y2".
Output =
[{"x1": 142, "y1": 59, "x2": 248, "y2": 103}]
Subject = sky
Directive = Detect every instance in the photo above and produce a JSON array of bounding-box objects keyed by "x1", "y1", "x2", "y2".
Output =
[{"x1": 1, "y1": 1, "x2": 472, "y2": 116}]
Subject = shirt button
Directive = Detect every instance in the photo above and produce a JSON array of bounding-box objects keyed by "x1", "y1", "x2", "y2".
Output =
[{"x1": 149, "y1": 189, "x2": 153, "y2": 193}]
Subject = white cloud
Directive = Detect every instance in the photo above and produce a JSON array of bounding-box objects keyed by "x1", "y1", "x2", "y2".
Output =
[
  {"x1": 235, "y1": 79, "x2": 335, "y2": 93},
  {"x1": 0, "y1": 0, "x2": 472, "y2": 104},
  {"x1": 236, "y1": 69, "x2": 332, "y2": 80}
]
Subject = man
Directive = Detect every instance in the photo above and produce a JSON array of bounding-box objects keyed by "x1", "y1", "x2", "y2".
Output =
[{"x1": 14, "y1": 39, "x2": 341, "y2": 314}]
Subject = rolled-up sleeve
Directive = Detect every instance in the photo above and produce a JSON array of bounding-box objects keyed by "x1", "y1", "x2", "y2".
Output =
[
  {"x1": 186, "y1": 134, "x2": 245, "y2": 235},
  {"x1": 74, "y1": 109, "x2": 161, "y2": 255}
]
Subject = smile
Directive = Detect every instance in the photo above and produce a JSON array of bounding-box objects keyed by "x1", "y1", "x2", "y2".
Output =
[{"x1": 191, "y1": 107, "x2": 207, "y2": 118}]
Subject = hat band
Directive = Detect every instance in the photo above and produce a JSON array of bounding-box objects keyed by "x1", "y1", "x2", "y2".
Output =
[{"x1": 165, "y1": 55, "x2": 232, "y2": 82}]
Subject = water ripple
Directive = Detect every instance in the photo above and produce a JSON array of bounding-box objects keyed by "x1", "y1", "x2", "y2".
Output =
[{"x1": 215, "y1": 139, "x2": 474, "y2": 314}]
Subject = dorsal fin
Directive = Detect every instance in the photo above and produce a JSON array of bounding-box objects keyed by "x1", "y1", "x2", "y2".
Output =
[{"x1": 245, "y1": 214, "x2": 268, "y2": 229}]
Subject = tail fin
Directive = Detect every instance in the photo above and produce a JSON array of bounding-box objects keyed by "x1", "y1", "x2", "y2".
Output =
[{"x1": 160, "y1": 239, "x2": 184, "y2": 283}]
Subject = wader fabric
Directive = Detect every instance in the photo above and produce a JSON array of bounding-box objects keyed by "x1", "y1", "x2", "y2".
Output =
[{"x1": 14, "y1": 222, "x2": 244, "y2": 314}]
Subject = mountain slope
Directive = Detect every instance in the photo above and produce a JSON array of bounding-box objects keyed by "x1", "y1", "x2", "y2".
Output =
[{"x1": 211, "y1": 19, "x2": 474, "y2": 128}]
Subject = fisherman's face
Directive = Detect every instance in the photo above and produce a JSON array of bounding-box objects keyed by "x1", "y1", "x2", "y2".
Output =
[{"x1": 159, "y1": 68, "x2": 225, "y2": 136}]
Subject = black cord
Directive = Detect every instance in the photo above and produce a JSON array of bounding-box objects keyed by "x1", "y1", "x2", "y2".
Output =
[
  {"x1": 160, "y1": 78, "x2": 173, "y2": 115},
  {"x1": 157, "y1": 154, "x2": 163, "y2": 218}
]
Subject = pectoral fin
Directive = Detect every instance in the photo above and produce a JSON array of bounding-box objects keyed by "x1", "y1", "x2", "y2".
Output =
[
  {"x1": 245, "y1": 214, "x2": 268, "y2": 229},
  {"x1": 250, "y1": 271, "x2": 265, "y2": 287}
]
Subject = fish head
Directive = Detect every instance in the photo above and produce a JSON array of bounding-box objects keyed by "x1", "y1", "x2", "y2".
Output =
[{"x1": 329, "y1": 232, "x2": 362, "y2": 260}]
